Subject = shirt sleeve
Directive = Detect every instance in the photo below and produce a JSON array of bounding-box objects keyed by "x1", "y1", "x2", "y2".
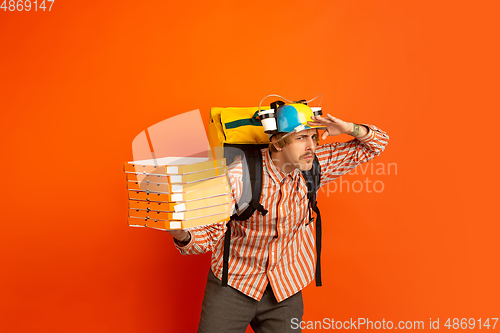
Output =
[
  {"x1": 315, "y1": 124, "x2": 390, "y2": 187},
  {"x1": 173, "y1": 156, "x2": 243, "y2": 255}
]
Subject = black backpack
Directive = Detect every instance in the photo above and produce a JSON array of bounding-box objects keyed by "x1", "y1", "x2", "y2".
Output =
[{"x1": 221, "y1": 145, "x2": 323, "y2": 287}]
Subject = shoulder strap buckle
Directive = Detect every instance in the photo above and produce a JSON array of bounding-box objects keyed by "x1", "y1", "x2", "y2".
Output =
[{"x1": 250, "y1": 200, "x2": 268, "y2": 216}]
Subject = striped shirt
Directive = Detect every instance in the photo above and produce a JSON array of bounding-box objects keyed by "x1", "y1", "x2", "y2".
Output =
[{"x1": 175, "y1": 124, "x2": 389, "y2": 302}]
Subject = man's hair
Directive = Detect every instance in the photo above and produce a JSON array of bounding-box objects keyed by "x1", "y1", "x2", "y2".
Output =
[{"x1": 268, "y1": 129, "x2": 320, "y2": 153}]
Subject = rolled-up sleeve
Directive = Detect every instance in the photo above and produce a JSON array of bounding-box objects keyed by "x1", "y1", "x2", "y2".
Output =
[
  {"x1": 173, "y1": 221, "x2": 227, "y2": 255},
  {"x1": 315, "y1": 124, "x2": 389, "y2": 187}
]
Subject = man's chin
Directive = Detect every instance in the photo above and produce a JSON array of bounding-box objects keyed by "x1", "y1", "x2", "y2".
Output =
[{"x1": 299, "y1": 160, "x2": 313, "y2": 171}]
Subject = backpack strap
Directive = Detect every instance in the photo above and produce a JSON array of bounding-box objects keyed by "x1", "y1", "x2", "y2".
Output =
[
  {"x1": 221, "y1": 148, "x2": 267, "y2": 287},
  {"x1": 311, "y1": 203, "x2": 322, "y2": 286},
  {"x1": 302, "y1": 156, "x2": 322, "y2": 286},
  {"x1": 221, "y1": 220, "x2": 232, "y2": 287},
  {"x1": 312, "y1": 156, "x2": 322, "y2": 287}
]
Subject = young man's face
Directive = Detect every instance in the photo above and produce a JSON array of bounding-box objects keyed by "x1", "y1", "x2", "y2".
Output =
[{"x1": 278, "y1": 129, "x2": 318, "y2": 172}]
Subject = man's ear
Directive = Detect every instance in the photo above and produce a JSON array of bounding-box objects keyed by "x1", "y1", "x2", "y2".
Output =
[{"x1": 271, "y1": 137, "x2": 281, "y2": 152}]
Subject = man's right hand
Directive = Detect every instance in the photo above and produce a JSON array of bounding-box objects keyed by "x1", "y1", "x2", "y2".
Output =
[{"x1": 167, "y1": 230, "x2": 191, "y2": 245}]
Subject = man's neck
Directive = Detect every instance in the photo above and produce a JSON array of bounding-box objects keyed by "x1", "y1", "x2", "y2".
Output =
[{"x1": 269, "y1": 151, "x2": 293, "y2": 174}]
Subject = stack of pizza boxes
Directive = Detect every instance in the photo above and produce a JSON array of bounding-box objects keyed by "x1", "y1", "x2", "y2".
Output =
[{"x1": 124, "y1": 156, "x2": 232, "y2": 230}]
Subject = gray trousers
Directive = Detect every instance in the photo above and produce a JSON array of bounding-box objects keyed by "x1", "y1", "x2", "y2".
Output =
[{"x1": 198, "y1": 269, "x2": 304, "y2": 333}]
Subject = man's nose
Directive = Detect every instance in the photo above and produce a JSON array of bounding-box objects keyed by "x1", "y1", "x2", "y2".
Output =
[{"x1": 305, "y1": 137, "x2": 315, "y2": 151}]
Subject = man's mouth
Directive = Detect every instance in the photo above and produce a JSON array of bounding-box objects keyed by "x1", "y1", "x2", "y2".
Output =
[{"x1": 302, "y1": 154, "x2": 314, "y2": 160}]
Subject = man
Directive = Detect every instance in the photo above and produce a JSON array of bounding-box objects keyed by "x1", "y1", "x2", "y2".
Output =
[{"x1": 168, "y1": 106, "x2": 389, "y2": 332}]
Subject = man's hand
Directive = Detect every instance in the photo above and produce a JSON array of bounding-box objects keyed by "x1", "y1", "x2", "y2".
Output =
[
  {"x1": 307, "y1": 114, "x2": 368, "y2": 139},
  {"x1": 167, "y1": 230, "x2": 191, "y2": 245}
]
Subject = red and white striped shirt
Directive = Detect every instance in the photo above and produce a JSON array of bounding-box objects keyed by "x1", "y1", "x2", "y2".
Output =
[{"x1": 175, "y1": 124, "x2": 389, "y2": 302}]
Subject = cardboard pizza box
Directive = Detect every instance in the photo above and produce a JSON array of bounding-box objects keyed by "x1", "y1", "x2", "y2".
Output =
[
  {"x1": 128, "y1": 194, "x2": 232, "y2": 212},
  {"x1": 128, "y1": 212, "x2": 230, "y2": 230},
  {"x1": 128, "y1": 184, "x2": 230, "y2": 202},
  {"x1": 126, "y1": 166, "x2": 227, "y2": 184},
  {"x1": 127, "y1": 174, "x2": 229, "y2": 193},
  {"x1": 124, "y1": 157, "x2": 226, "y2": 175},
  {"x1": 129, "y1": 203, "x2": 230, "y2": 221}
]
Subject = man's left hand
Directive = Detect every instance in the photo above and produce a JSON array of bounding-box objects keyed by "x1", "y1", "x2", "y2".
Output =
[{"x1": 307, "y1": 114, "x2": 353, "y2": 140}]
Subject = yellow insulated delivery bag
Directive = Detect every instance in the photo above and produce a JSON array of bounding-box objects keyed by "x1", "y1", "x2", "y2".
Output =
[{"x1": 208, "y1": 106, "x2": 270, "y2": 160}]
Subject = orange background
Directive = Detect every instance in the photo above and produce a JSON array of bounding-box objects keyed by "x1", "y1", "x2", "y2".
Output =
[{"x1": 1, "y1": 1, "x2": 499, "y2": 332}]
